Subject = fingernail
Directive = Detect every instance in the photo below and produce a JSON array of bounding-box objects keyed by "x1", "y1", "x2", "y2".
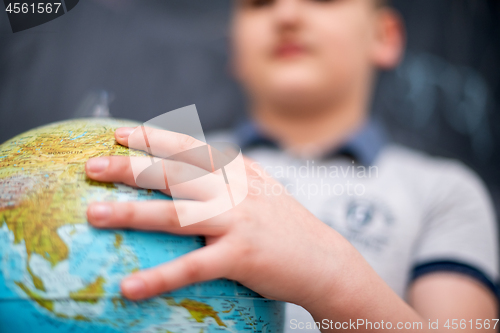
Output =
[
  {"x1": 116, "y1": 127, "x2": 134, "y2": 139},
  {"x1": 87, "y1": 158, "x2": 109, "y2": 173},
  {"x1": 88, "y1": 203, "x2": 112, "y2": 224},
  {"x1": 122, "y1": 278, "x2": 146, "y2": 299}
]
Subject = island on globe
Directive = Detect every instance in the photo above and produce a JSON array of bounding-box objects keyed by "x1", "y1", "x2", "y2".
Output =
[{"x1": 0, "y1": 118, "x2": 284, "y2": 333}]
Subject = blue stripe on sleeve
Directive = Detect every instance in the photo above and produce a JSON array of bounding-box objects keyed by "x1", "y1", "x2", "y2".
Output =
[{"x1": 410, "y1": 260, "x2": 499, "y2": 301}]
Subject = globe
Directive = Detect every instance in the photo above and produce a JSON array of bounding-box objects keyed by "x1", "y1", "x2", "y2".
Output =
[{"x1": 0, "y1": 118, "x2": 284, "y2": 333}]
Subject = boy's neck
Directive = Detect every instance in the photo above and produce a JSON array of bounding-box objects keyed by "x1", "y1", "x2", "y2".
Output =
[{"x1": 250, "y1": 92, "x2": 369, "y2": 158}]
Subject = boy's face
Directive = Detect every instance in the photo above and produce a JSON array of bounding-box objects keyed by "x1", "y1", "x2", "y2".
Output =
[{"x1": 231, "y1": 0, "x2": 402, "y2": 112}]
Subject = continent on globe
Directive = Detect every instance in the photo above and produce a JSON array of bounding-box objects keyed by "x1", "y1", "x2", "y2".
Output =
[{"x1": 0, "y1": 118, "x2": 284, "y2": 333}]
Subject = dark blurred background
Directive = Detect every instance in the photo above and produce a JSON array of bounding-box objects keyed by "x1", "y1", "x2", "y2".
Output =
[{"x1": 1, "y1": 0, "x2": 499, "y2": 214}]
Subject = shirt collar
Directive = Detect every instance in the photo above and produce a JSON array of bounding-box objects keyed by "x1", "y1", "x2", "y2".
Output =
[{"x1": 234, "y1": 118, "x2": 388, "y2": 166}]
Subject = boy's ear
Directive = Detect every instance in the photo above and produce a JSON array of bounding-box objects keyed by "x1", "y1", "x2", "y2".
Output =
[{"x1": 371, "y1": 8, "x2": 405, "y2": 69}]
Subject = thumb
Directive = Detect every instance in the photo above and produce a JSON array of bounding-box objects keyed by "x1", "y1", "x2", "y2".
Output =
[{"x1": 120, "y1": 243, "x2": 233, "y2": 300}]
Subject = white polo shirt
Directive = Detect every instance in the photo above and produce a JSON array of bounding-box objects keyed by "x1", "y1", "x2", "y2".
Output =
[{"x1": 209, "y1": 120, "x2": 499, "y2": 332}]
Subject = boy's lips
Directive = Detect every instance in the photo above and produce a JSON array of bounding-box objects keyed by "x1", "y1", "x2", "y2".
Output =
[{"x1": 273, "y1": 42, "x2": 308, "y2": 59}]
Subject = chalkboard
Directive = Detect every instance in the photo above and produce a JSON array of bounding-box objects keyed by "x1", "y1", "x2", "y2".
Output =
[{"x1": 0, "y1": 0, "x2": 499, "y2": 216}]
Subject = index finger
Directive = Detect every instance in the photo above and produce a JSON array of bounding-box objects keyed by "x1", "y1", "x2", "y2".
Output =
[{"x1": 119, "y1": 126, "x2": 205, "y2": 156}]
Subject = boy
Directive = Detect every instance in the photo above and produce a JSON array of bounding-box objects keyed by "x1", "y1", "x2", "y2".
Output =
[{"x1": 85, "y1": 0, "x2": 498, "y2": 331}]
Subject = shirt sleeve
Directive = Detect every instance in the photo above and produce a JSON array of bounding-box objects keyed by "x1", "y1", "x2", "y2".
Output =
[{"x1": 410, "y1": 161, "x2": 499, "y2": 297}]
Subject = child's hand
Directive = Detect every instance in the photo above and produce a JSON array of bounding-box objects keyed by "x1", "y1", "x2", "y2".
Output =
[
  {"x1": 85, "y1": 127, "x2": 431, "y2": 331},
  {"x1": 84, "y1": 126, "x2": 355, "y2": 310}
]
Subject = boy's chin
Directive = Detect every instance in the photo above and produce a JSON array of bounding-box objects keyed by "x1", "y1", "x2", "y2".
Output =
[
  {"x1": 267, "y1": 77, "x2": 329, "y2": 100},
  {"x1": 265, "y1": 87, "x2": 333, "y2": 114}
]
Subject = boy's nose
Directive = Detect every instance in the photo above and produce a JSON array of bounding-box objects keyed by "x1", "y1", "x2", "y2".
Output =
[{"x1": 272, "y1": 0, "x2": 303, "y2": 29}]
